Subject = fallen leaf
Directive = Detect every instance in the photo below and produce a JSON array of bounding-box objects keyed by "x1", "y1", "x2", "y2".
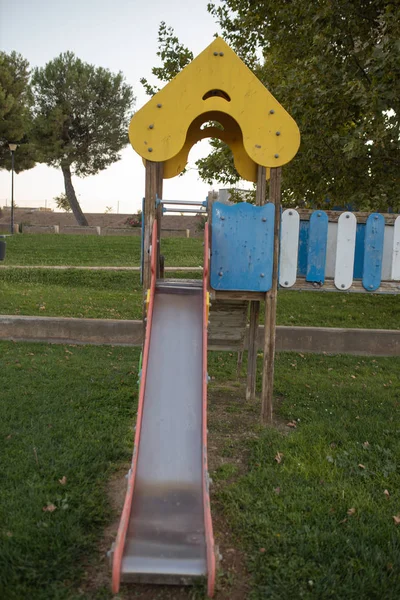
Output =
[
  {"x1": 339, "y1": 518, "x2": 348, "y2": 524},
  {"x1": 328, "y1": 367, "x2": 333, "y2": 371},
  {"x1": 358, "y1": 464, "x2": 365, "y2": 469},
  {"x1": 351, "y1": 375, "x2": 356, "y2": 379},
  {"x1": 274, "y1": 452, "x2": 284, "y2": 464},
  {"x1": 393, "y1": 515, "x2": 400, "y2": 526},
  {"x1": 273, "y1": 487, "x2": 281, "y2": 495},
  {"x1": 259, "y1": 548, "x2": 266, "y2": 553},
  {"x1": 347, "y1": 507, "x2": 356, "y2": 516},
  {"x1": 305, "y1": 384, "x2": 310, "y2": 389},
  {"x1": 58, "y1": 476, "x2": 67, "y2": 485},
  {"x1": 42, "y1": 503, "x2": 56, "y2": 513},
  {"x1": 298, "y1": 353, "x2": 305, "y2": 358},
  {"x1": 6, "y1": 531, "x2": 12, "y2": 537},
  {"x1": 6, "y1": 434, "x2": 12, "y2": 440},
  {"x1": 362, "y1": 441, "x2": 370, "y2": 449},
  {"x1": 65, "y1": 349, "x2": 73, "y2": 354},
  {"x1": 384, "y1": 489, "x2": 390, "y2": 499},
  {"x1": 287, "y1": 421, "x2": 297, "y2": 428}
]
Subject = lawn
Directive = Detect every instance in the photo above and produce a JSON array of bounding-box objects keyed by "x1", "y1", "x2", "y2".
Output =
[
  {"x1": 1, "y1": 342, "x2": 399, "y2": 599},
  {"x1": 0, "y1": 268, "x2": 399, "y2": 329},
  {"x1": 1, "y1": 234, "x2": 204, "y2": 267},
  {"x1": 221, "y1": 352, "x2": 400, "y2": 599}
]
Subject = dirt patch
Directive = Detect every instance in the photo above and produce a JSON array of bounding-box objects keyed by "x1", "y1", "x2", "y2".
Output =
[{"x1": 80, "y1": 380, "x2": 281, "y2": 599}]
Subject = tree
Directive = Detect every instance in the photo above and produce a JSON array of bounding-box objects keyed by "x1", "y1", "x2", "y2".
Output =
[
  {"x1": 31, "y1": 52, "x2": 135, "y2": 226},
  {"x1": 53, "y1": 193, "x2": 71, "y2": 212},
  {"x1": 145, "y1": 6, "x2": 400, "y2": 210},
  {"x1": 207, "y1": 0, "x2": 400, "y2": 211},
  {"x1": 0, "y1": 51, "x2": 36, "y2": 172},
  {"x1": 140, "y1": 22, "x2": 193, "y2": 96}
]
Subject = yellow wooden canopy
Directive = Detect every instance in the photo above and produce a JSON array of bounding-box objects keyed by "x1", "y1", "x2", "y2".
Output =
[{"x1": 129, "y1": 38, "x2": 300, "y2": 182}]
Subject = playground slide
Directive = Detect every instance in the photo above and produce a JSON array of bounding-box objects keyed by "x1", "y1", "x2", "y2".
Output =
[{"x1": 112, "y1": 223, "x2": 215, "y2": 597}]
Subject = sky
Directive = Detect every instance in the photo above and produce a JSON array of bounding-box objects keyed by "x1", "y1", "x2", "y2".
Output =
[{"x1": 0, "y1": 0, "x2": 241, "y2": 214}]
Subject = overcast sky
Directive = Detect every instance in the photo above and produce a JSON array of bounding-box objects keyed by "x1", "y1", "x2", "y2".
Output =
[{"x1": 0, "y1": 0, "x2": 236, "y2": 214}]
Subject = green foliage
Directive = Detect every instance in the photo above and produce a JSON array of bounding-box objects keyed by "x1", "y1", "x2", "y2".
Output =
[
  {"x1": 197, "y1": 137, "x2": 239, "y2": 186},
  {"x1": 146, "y1": 7, "x2": 400, "y2": 210},
  {"x1": 31, "y1": 52, "x2": 135, "y2": 176},
  {"x1": 53, "y1": 193, "x2": 71, "y2": 212},
  {"x1": 208, "y1": 0, "x2": 400, "y2": 210},
  {"x1": 0, "y1": 51, "x2": 36, "y2": 172},
  {"x1": 140, "y1": 22, "x2": 193, "y2": 96},
  {"x1": 124, "y1": 212, "x2": 142, "y2": 227}
]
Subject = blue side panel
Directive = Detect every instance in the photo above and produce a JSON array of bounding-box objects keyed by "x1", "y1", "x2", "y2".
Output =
[
  {"x1": 353, "y1": 223, "x2": 365, "y2": 279},
  {"x1": 211, "y1": 201, "x2": 275, "y2": 292},
  {"x1": 362, "y1": 213, "x2": 385, "y2": 291},
  {"x1": 297, "y1": 220, "x2": 309, "y2": 277},
  {"x1": 306, "y1": 211, "x2": 328, "y2": 283}
]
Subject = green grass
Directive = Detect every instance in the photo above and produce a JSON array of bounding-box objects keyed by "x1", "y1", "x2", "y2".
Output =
[
  {"x1": 1, "y1": 343, "x2": 400, "y2": 599},
  {"x1": 216, "y1": 353, "x2": 400, "y2": 599},
  {"x1": 0, "y1": 269, "x2": 144, "y2": 320},
  {"x1": 0, "y1": 342, "x2": 140, "y2": 600},
  {"x1": 2, "y1": 234, "x2": 204, "y2": 267},
  {"x1": 274, "y1": 289, "x2": 400, "y2": 329},
  {"x1": 0, "y1": 268, "x2": 399, "y2": 329}
]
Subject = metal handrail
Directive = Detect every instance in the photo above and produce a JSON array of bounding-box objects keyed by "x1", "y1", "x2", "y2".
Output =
[
  {"x1": 163, "y1": 208, "x2": 207, "y2": 214},
  {"x1": 160, "y1": 199, "x2": 207, "y2": 206}
]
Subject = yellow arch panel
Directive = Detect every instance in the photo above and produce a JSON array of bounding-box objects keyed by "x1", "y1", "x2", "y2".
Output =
[
  {"x1": 162, "y1": 111, "x2": 270, "y2": 182},
  {"x1": 130, "y1": 38, "x2": 300, "y2": 174}
]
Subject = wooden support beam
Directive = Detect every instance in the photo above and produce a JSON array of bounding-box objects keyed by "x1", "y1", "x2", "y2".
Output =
[
  {"x1": 246, "y1": 301, "x2": 259, "y2": 398},
  {"x1": 155, "y1": 163, "x2": 164, "y2": 278},
  {"x1": 246, "y1": 166, "x2": 266, "y2": 400},
  {"x1": 261, "y1": 167, "x2": 281, "y2": 424},
  {"x1": 143, "y1": 161, "x2": 163, "y2": 289}
]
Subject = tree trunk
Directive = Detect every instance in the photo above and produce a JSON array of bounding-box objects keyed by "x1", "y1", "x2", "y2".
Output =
[{"x1": 62, "y1": 165, "x2": 89, "y2": 226}]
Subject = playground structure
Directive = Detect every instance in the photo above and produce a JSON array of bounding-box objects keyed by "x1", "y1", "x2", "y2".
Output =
[{"x1": 111, "y1": 38, "x2": 400, "y2": 597}]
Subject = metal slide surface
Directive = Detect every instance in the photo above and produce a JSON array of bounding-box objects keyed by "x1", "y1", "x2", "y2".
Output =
[
  {"x1": 112, "y1": 222, "x2": 214, "y2": 596},
  {"x1": 122, "y1": 288, "x2": 206, "y2": 581}
]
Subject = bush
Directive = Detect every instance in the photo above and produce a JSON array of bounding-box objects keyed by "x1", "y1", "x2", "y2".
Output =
[{"x1": 125, "y1": 211, "x2": 142, "y2": 228}]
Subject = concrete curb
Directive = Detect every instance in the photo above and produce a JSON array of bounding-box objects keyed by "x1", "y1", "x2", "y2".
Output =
[{"x1": 0, "y1": 315, "x2": 399, "y2": 356}]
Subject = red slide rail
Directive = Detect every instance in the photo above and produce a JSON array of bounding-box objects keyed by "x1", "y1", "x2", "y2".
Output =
[
  {"x1": 202, "y1": 222, "x2": 216, "y2": 597},
  {"x1": 111, "y1": 220, "x2": 158, "y2": 594}
]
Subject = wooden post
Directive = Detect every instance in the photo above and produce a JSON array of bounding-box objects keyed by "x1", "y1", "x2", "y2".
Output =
[
  {"x1": 261, "y1": 167, "x2": 281, "y2": 424},
  {"x1": 155, "y1": 163, "x2": 164, "y2": 278},
  {"x1": 144, "y1": 161, "x2": 163, "y2": 290},
  {"x1": 246, "y1": 165, "x2": 267, "y2": 399}
]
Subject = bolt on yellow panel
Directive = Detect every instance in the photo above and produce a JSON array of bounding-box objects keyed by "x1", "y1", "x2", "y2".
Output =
[{"x1": 129, "y1": 38, "x2": 300, "y2": 172}]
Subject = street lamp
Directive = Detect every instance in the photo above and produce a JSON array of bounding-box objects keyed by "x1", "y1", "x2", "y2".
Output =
[{"x1": 9, "y1": 143, "x2": 17, "y2": 234}]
